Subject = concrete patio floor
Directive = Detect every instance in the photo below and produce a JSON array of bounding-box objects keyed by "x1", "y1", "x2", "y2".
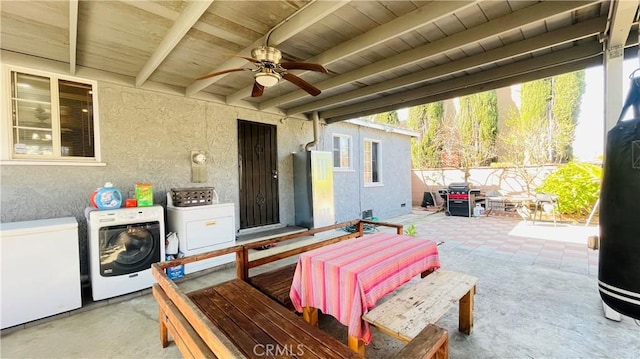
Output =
[{"x1": 1, "y1": 211, "x2": 639, "y2": 358}]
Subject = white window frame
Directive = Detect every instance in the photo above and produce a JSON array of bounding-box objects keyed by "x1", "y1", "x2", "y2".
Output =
[
  {"x1": 1, "y1": 65, "x2": 104, "y2": 166},
  {"x1": 332, "y1": 134, "x2": 353, "y2": 171},
  {"x1": 363, "y1": 138, "x2": 383, "y2": 187}
]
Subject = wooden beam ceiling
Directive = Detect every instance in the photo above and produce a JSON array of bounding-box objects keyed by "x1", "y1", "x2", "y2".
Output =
[
  {"x1": 69, "y1": 0, "x2": 78, "y2": 75},
  {"x1": 135, "y1": 0, "x2": 214, "y2": 87},
  {"x1": 226, "y1": 0, "x2": 480, "y2": 105},
  {"x1": 261, "y1": 0, "x2": 598, "y2": 112},
  {"x1": 288, "y1": 16, "x2": 607, "y2": 115},
  {"x1": 322, "y1": 42, "x2": 604, "y2": 121},
  {"x1": 185, "y1": 0, "x2": 350, "y2": 97}
]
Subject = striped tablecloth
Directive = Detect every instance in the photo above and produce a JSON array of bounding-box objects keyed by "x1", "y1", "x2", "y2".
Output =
[{"x1": 289, "y1": 231, "x2": 441, "y2": 344}]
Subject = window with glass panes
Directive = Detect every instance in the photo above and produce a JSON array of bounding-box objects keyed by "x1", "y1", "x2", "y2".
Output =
[
  {"x1": 8, "y1": 69, "x2": 97, "y2": 161},
  {"x1": 364, "y1": 139, "x2": 380, "y2": 184},
  {"x1": 332, "y1": 135, "x2": 351, "y2": 169}
]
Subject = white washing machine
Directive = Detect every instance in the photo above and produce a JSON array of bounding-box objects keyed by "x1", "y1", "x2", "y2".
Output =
[
  {"x1": 166, "y1": 200, "x2": 236, "y2": 274},
  {"x1": 86, "y1": 205, "x2": 165, "y2": 301}
]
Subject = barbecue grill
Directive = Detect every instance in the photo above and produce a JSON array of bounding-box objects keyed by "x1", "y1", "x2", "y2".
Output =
[{"x1": 440, "y1": 183, "x2": 481, "y2": 217}]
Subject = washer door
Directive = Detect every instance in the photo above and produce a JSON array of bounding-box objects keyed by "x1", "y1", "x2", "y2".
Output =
[{"x1": 99, "y1": 221, "x2": 160, "y2": 277}]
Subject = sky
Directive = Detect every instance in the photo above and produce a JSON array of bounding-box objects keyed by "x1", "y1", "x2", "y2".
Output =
[{"x1": 573, "y1": 58, "x2": 639, "y2": 161}]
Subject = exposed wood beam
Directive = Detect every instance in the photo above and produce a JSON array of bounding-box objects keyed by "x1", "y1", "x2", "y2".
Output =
[
  {"x1": 607, "y1": 0, "x2": 638, "y2": 55},
  {"x1": 185, "y1": 0, "x2": 350, "y2": 97},
  {"x1": 69, "y1": 0, "x2": 78, "y2": 75},
  {"x1": 226, "y1": 0, "x2": 478, "y2": 104},
  {"x1": 135, "y1": 0, "x2": 213, "y2": 87},
  {"x1": 320, "y1": 42, "x2": 602, "y2": 120},
  {"x1": 288, "y1": 16, "x2": 606, "y2": 115},
  {"x1": 259, "y1": 0, "x2": 598, "y2": 111},
  {"x1": 126, "y1": 1, "x2": 250, "y2": 46},
  {"x1": 326, "y1": 56, "x2": 604, "y2": 123}
]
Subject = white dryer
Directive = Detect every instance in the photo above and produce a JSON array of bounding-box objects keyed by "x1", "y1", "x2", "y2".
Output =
[
  {"x1": 86, "y1": 206, "x2": 165, "y2": 301},
  {"x1": 166, "y1": 201, "x2": 236, "y2": 274}
]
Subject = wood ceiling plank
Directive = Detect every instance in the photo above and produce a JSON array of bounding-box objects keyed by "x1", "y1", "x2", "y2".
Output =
[
  {"x1": 69, "y1": 0, "x2": 78, "y2": 74},
  {"x1": 335, "y1": 2, "x2": 383, "y2": 32},
  {"x1": 287, "y1": 16, "x2": 605, "y2": 115},
  {"x1": 413, "y1": 23, "x2": 447, "y2": 43},
  {"x1": 267, "y1": 0, "x2": 599, "y2": 110},
  {"x1": 320, "y1": 42, "x2": 602, "y2": 120},
  {"x1": 77, "y1": 1, "x2": 173, "y2": 76},
  {"x1": 432, "y1": 14, "x2": 466, "y2": 36},
  {"x1": 378, "y1": 0, "x2": 420, "y2": 17},
  {"x1": 477, "y1": 0, "x2": 513, "y2": 21},
  {"x1": 459, "y1": 42, "x2": 485, "y2": 57},
  {"x1": 327, "y1": 56, "x2": 603, "y2": 123},
  {"x1": 1, "y1": 12, "x2": 68, "y2": 63},
  {"x1": 1, "y1": 1, "x2": 68, "y2": 29},
  {"x1": 454, "y1": 3, "x2": 489, "y2": 29},
  {"x1": 135, "y1": 0, "x2": 213, "y2": 87},
  {"x1": 497, "y1": 28, "x2": 524, "y2": 46},
  {"x1": 254, "y1": 1, "x2": 479, "y2": 108},
  {"x1": 186, "y1": 0, "x2": 349, "y2": 96},
  {"x1": 126, "y1": 1, "x2": 254, "y2": 47},
  {"x1": 350, "y1": 1, "x2": 397, "y2": 25}
]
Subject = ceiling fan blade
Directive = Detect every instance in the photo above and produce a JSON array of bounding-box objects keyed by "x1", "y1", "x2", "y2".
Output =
[
  {"x1": 251, "y1": 82, "x2": 265, "y2": 97},
  {"x1": 281, "y1": 72, "x2": 321, "y2": 96},
  {"x1": 196, "y1": 68, "x2": 251, "y2": 80},
  {"x1": 280, "y1": 62, "x2": 327, "y2": 73}
]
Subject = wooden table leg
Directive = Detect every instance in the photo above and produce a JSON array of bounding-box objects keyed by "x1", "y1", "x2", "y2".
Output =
[
  {"x1": 421, "y1": 268, "x2": 435, "y2": 278},
  {"x1": 302, "y1": 307, "x2": 318, "y2": 327},
  {"x1": 159, "y1": 307, "x2": 168, "y2": 348},
  {"x1": 459, "y1": 285, "x2": 475, "y2": 334},
  {"x1": 347, "y1": 335, "x2": 365, "y2": 357}
]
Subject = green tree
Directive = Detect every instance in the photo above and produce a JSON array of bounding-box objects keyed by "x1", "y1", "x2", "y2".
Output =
[
  {"x1": 457, "y1": 91, "x2": 498, "y2": 167},
  {"x1": 373, "y1": 110, "x2": 400, "y2": 125},
  {"x1": 406, "y1": 102, "x2": 444, "y2": 168},
  {"x1": 551, "y1": 71, "x2": 585, "y2": 162},
  {"x1": 501, "y1": 79, "x2": 552, "y2": 165},
  {"x1": 500, "y1": 71, "x2": 585, "y2": 165}
]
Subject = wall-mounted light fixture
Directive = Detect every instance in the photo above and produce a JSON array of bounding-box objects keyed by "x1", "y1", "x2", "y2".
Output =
[{"x1": 191, "y1": 150, "x2": 207, "y2": 183}]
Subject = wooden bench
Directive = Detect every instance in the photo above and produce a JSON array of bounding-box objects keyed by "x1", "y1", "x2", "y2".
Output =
[
  {"x1": 151, "y1": 246, "x2": 360, "y2": 359},
  {"x1": 151, "y1": 244, "x2": 447, "y2": 359},
  {"x1": 394, "y1": 324, "x2": 449, "y2": 359},
  {"x1": 241, "y1": 219, "x2": 404, "y2": 314},
  {"x1": 362, "y1": 269, "x2": 478, "y2": 347}
]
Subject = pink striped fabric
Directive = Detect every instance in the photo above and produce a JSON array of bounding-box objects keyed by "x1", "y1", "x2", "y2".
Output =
[{"x1": 289, "y1": 232, "x2": 440, "y2": 344}]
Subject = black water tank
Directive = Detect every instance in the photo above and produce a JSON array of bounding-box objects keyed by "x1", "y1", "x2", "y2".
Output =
[{"x1": 598, "y1": 83, "x2": 640, "y2": 320}]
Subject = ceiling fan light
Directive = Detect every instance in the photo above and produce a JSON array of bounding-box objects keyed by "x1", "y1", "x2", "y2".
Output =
[{"x1": 255, "y1": 72, "x2": 280, "y2": 87}]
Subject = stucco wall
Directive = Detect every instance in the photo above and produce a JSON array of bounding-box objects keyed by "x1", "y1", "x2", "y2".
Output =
[
  {"x1": 0, "y1": 82, "x2": 314, "y2": 276},
  {"x1": 321, "y1": 121, "x2": 413, "y2": 222}
]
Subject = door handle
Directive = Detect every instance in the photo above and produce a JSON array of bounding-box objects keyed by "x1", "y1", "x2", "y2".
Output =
[{"x1": 272, "y1": 170, "x2": 278, "y2": 179}]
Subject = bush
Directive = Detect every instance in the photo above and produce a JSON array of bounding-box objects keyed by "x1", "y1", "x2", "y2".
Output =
[{"x1": 536, "y1": 162, "x2": 601, "y2": 216}]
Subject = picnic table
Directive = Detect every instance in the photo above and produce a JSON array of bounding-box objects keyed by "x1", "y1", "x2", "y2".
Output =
[{"x1": 289, "y1": 232, "x2": 441, "y2": 352}]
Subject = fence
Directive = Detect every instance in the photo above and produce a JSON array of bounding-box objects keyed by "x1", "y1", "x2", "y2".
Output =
[{"x1": 411, "y1": 165, "x2": 558, "y2": 206}]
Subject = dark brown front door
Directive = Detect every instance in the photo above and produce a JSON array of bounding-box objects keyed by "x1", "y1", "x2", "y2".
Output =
[{"x1": 238, "y1": 120, "x2": 279, "y2": 229}]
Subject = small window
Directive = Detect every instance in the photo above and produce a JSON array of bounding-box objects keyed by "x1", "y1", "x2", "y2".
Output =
[
  {"x1": 364, "y1": 139, "x2": 381, "y2": 185},
  {"x1": 332, "y1": 134, "x2": 351, "y2": 170},
  {"x1": 5, "y1": 67, "x2": 100, "y2": 163}
]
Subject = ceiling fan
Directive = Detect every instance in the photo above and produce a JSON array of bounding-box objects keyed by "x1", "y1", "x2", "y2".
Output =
[{"x1": 196, "y1": 46, "x2": 327, "y2": 97}]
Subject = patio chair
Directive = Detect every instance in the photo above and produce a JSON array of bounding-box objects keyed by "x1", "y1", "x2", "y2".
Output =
[{"x1": 532, "y1": 193, "x2": 559, "y2": 226}]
